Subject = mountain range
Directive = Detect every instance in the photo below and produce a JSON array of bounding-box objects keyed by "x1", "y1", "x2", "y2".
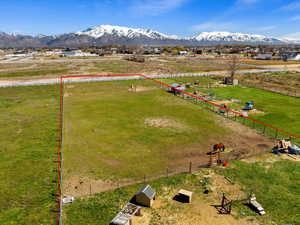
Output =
[{"x1": 0, "y1": 25, "x2": 299, "y2": 48}]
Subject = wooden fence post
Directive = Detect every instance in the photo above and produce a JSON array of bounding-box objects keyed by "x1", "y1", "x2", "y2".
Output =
[{"x1": 189, "y1": 161, "x2": 192, "y2": 174}]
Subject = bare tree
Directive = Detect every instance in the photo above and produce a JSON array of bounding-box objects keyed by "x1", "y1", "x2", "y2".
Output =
[{"x1": 227, "y1": 55, "x2": 240, "y2": 79}]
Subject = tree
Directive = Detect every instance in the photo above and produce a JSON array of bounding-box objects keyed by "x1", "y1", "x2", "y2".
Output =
[{"x1": 227, "y1": 55, "x2": 240, "y2": 79}]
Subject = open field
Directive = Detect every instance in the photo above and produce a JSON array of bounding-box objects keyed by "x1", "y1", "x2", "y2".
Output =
[
  {"x1": 0, "y1": 56, "x2": 256, "y2": 79},
  {"x1": 0, "y1": 69, "x2": 70, "y2": 78},
  {"x1": 62, "y1": 78, "x2": 273, "y2": 197},
  {"x1": 227, "y1": 58, "x2": 300, "y2": 66},
  {"x1": 0, "y1": 85, "x2": 58, "y2": 225},
  {"x1": 238, "y1": 71, "x2": 300, "y2": 96},
  {"x1": 201, "y1": 86, "x2": 300, "y2": 139},
  {"x1": 161, "y1": 76, "x2": 300, "y2": 141},
  {"x1": 63, "y1": 154, "x2": 300, "y2": 225}
]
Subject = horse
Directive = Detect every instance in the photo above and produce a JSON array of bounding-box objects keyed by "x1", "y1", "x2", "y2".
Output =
[{"x1": 213, "y1": 143, "x2": 225, "y2": 152}]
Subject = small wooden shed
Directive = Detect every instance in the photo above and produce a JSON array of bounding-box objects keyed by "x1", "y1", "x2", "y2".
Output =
[
  {"x1": 178, "y1": 189, "x2": 193, "y2": 203},
  {"x1": 110, "y1": 203, "x2": 141, "y2": 225},
  {"x1": 135, "y1": 185, "x2": 156, "y2": 207}
]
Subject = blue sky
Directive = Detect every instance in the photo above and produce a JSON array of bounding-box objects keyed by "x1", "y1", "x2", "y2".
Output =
[{"x1": 0, "y1": 0, "x2": 299, "y2": 38}]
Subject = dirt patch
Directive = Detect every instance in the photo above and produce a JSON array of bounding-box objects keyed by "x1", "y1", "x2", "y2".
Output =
[
  {"x1": 209, "y1": 173, "x2": 247, "y2": 200},
  {"x1": 212, "y1": 100, "x2": 232, "y2": 105},
  {"x1": 128, "y1": 86, "x2": 158, "y2": 92},
  {"x1": 246, "y1": 109, "x2": 265, "y2": 115},
  {"x1": 134, "y1": 174, "x2": 259, "y2": 225},
  {"x1": 241, "y1": 153, "x2": 278, "y2": 164},
  {"x1": 145, "y1": 117, "x2": 187, "y2": 130},
  {"x1": 63, "y1": 176, "x2": 116, "y2": 198},
  {"x1": 219, "y1": 117, "x2": 274, "y2": 159}
]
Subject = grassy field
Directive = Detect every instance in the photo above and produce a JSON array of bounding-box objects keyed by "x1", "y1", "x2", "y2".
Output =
[
  {"x1": 161, "y1": 76, "x2": 300, "y2": 141},
  {"x1": 0, "y1": 57, "x2": 254, "y2": 79},
  {"x1": 63, "y1": 155, "x2": 299, "y2": 225},
  {"x1": 0, "y1": 85, "x2": 58, "y2": 224},
  {"x1": 239, "y1": 71, "x2": 300, "y2": 95},
  {"x1": 63, "y1": 79, "x2": 229, "y2": 184},
  {"x1": 63, "y1": 174, "x2": 199, "y2": 225},
  {"x1": 200, "y1": 86, "x2": 300, "y2": 138},
  {"x1": 216, "y1": 158, "x2": 300, "y2": 225},
  {"x1": 0, "y1": 68, "x2": 69, "y2": 78}
]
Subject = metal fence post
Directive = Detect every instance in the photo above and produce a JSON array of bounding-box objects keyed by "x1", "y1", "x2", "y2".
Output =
[{"x1": 189, "y1": 161, "x2": 192, "y2": 174}]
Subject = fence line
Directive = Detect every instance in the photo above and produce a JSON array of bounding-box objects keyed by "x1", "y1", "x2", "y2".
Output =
[
  {"x1": 56, "y1": 73, "x2": 300, "y2": 225},
  {"x1": 142, "y1": 74, "x2": 300, "y2": 141}
]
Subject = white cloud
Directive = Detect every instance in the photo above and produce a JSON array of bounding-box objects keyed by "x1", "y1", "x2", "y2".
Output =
[
  {"x1": 281, "y1": 2, "x2": 300, "y2": 11},
  {"x1": 190, "y1": 22, "x2": 236, "y2": 32},
  {"x1": 257, "y1": 25, "x2": 277, "y2": 31},
  {"x1": 290, "y1": 14, "x2": 300, "y2": 21},
  {"x1": 131, "y1": 0, "x2": 189, "y2": 15}
]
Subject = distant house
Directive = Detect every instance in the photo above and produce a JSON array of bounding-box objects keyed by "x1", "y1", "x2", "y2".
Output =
[
  {"x1": 60, "y1": 50, "x2": 98, "y2": 57},
  {"x1": 254, "y1": 54, "x2": 272, "y2": 60},
  {"x1": 178, "y1": 51, "x2": 188, "y2": 55},
  {"x1": 289, "y1": 53, "x2": 300, "y2": 61},
  {"x1": 135, "y1": 185, "x2": 156, "y2": 207}
]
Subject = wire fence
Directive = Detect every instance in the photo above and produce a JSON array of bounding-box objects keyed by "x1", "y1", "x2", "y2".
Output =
[
  {"x1": 69, "y1": 147, "x2": 268, "y2": 198},
  {"x1": 143, "y1": 74, "x2": 300, "y2": 144},
  {"x1": 56, "y1": 74, "x2": 300, "y2": 224}
]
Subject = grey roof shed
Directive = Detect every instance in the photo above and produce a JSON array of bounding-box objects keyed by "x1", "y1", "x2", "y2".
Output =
[{"x1": 135, "y1": 185, "x2": 156, "y2": 207}]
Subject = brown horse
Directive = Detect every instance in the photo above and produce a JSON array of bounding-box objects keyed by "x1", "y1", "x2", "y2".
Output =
[{"x1": 213, "y1": 143, "x2": 225, "y2": 152}]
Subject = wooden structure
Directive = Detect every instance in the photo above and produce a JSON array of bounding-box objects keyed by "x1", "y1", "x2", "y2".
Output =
[
  {"x1": 249, "y1": 194, "x2": 266, "y2": 215},
  {"x1": 208, "y1": 144, "x2": 224, "y2": 167},
  {"x1": 178, "y1": 189, "x2": 193, "y2": 203},
  {"x1": 110, "y1": 203, "x2": 141, "y2": 225},
  {"x1": 135, "y1": 185, "x2": 156, "y2": 207},
  {"x1": 215, "y1": 193, "x2": 232, "y2": 214},
  {"x1": 220, "y1": 193, "x2": 232, "y2": 214},
  {"x1": 209, "y1": 151, "x2": 221, "y2": 167}
]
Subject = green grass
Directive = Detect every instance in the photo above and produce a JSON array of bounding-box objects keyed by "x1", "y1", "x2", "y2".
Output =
[
  {"x1": 0, "y1": 69, "x2": 69, "y2": 78},
  {"x1": 63, "y1": 79, "x2": 230, "y2": 181},
  {"x1": 216, "y1": 160, "x2": 300, "y2": 225},
  {"x1": 0, "y1": 85, "x2": 58, "y2": 225},
  {"x1": 200, "y1": 86, "x2": 300, "y2": 139},
  {"x1": 64, "y1": 158, "x2": 300, "y2": 225},
  {"x1": 159, "y1": 76, "x2": 218, "y2": 86},
  {"x1": 63, "y1": 174, "x2": 198, "y2": 225}
]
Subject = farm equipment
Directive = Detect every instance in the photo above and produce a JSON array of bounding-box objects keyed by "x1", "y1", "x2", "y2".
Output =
[
  {"x1": 169, "y1": 83, "x2": 186, "y2": 95},
  {"x1": 243, "y1": 101, "x2": 254, "y2": 110},
  {"x1": 275, "y1": 139, "x2": 292, "y2": 151},
  {"x1": 273, "y1": 139, "x2": 300, "y2": 155}
]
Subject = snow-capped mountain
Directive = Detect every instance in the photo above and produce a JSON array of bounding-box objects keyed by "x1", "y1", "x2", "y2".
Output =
[
  {"x1": 0, "y1": 25, "x2": 299, "y2": 47},
  {"x1": 190, "y1": 31, "x2": 282, "y2": 44},
  {"x1": 279, "y1": 37, "x2": 300, "y2": 44},
  {"x1": 75, "y1": 25, "x2": 179, "y2": 40}
]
